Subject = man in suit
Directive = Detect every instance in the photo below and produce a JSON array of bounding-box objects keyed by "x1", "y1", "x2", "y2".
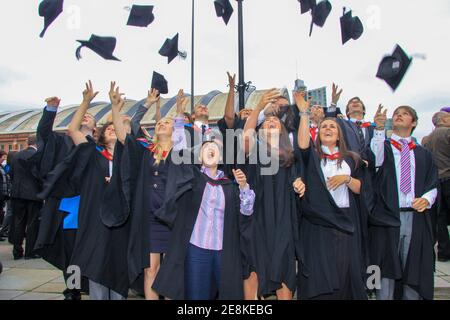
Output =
[
  {"x1": 10, "y1": 135, "x2": 43, "y2": 259},
  {"x1": 422, "y1": 111, "x2": 450, "y2": 261},
  {"x1": 337, "y1": 96, "x2": 375, "y2": 167}
]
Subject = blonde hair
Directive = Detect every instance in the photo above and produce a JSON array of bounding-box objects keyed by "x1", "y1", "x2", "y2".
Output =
[{"x1": 153, "y1": 117, "x2": 174, "y2": 166}]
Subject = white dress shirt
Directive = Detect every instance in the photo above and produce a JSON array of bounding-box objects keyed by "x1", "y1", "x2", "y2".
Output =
[
  {"x1": 320, "y1": 146, "x2": 351, "y2": 208},
  {"x1": 370, "y1": 130, "x2": 437, "y2": 209},
  {"x1": 194, "y1": 121, "x2": 209, "y2": 131}
]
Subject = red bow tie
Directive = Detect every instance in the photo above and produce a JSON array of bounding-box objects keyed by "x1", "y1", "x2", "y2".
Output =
[
  {"x1": 356, "y1": 121, "x2": 372, "y2": 129},
  {"x1": 390, "y1": 139, "x2": 416, "y2": 152},
  {"x1": 322, "y1": 152, "x2": 341, "y2": 161}
]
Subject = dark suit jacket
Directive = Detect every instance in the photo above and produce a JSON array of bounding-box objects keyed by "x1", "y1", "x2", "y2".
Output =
[
  {"x1": 10, "y1": 146, "x2": 42, "y2": 201},
  {"x1": 336, "y1": 118, "x2": 375, "y2": 167}
]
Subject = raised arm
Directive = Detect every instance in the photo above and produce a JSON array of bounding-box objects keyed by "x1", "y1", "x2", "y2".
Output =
[
  {"x1": 110, "y1": 82, "x2": 127, "y2": 145},
  {"x1": 37, "y1": 97, "x2": 61, "y2": 142},
  {"x1": 294, "y1": 91, "x2": 311, "y2": 150},
  {"x1": 68, "y1": 80, "x2": 98, "y2": 145},
  {"x1": 243, "y1": 89, "x2": 280, "y2": 155},
  {"x1": 370, "y1": 104, "x2": 388, "y2": 168},
  {"x1": 154, "y1": 97, "x2": 161, "y2": 123},
  {"x1": 131, "y1": 88, "x2": 160, "y2": 138},
  {"x1": 172, "y1": 89, "x2": 189, "y2": 151},
  {"x1": 326, "y1": 83, "x2": 343, "y2": 117},
  {"x1": 224, "y1": 72, "x2": 236, "y2": 129}
]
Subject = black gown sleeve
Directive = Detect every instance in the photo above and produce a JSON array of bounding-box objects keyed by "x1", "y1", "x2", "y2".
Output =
[
  {"x1": 100, "y1": 140, "x2": 130, "y2": 227},
  {"x1": 37, "y1": 137, "x2": 96, "y2": 200},
  {"x1": 131, "y1": 104, "x2": 148, "y2": 138}
]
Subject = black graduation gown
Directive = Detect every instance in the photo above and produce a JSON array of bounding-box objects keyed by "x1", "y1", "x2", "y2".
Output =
[
  {"x1": 122, "y1": 134, "x2": 172, "y2": 286},
  {"x1": 217, "y1": 115, "x2": 247, "y2": 178},
  {"x1": 37, "y1": 137, "x2": 131, "y2": 297},
  {"x1": 152, "y1": 162, "x2": 252, "y2": 300},
  {"x1": 30, "y1": 109, "x2": 77, "y2": 271},
  {"x1": 244, "y1": 142, "x2": 300, "y2": 296},
  {"x1": 368, "y1": 141, "x2": 439, "y2": 300},
  {"x1": 297, "y1": 146, "x2": 368, "y2": 300}
]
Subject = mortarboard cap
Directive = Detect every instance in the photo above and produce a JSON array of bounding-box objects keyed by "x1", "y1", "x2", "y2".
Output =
[
  {"x1": 75, "y1": 35, "x2": 121, "y2": 61},
  {"x1": 214, "y1": 0, "x2": 234, "y2": 25},
  {"x1": 298, "y1": 0, "x2": 316, "y2": 14},
  {"x1": 340, "y1": 8, "x2": 364, "y2": 45},
  {"x1": 39, "y1": 0, "x2": 64, "y2": 38},
  {"x1": 159, "y1": 33, "x2": 187, "y2": 64},
  {"x1": 309, "y1": 0, "x2": 332, "y2": 36},
  {"x1": 376, "y1": 44, "x2": 412, "y2": 91},
  {"x1": 127, "y1": 5, "x2": 155, "y2": 27},
  {"x1": 151, "y1": 71, "x2": 168, "y2": 95}
]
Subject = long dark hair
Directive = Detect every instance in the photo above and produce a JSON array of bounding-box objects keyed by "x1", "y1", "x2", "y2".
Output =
[
  {"x1": 315, "y1": 117, "x2": 360, "y2": 169},
  {"x1": 96, "y1": 122, "x2": 114, "y2": 148},
  {"x1": 262, "y1": 118, "x2": 295, "y2": 168}
]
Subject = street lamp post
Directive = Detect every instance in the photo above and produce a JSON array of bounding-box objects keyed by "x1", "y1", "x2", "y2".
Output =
[
  {"x1": 236, "y1": 0, "x2": 245, "y2": 110},
  {"x1": 191, "y1": 0, "x2": 195, "y2": 113}
]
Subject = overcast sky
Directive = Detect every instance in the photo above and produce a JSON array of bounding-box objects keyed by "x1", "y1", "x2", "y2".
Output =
[{"x1": 0, "y1": 0, "x2": 449, "y2": 138}]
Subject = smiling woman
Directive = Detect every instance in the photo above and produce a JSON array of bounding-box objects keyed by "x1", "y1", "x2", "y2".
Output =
[{"x1": 295, "y1": 90, "x2": 368, "y2": 300}]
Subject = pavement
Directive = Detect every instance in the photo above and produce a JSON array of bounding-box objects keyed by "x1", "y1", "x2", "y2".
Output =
[{"x1": 1, "y1": 240, "x2": 450, "y2": 300}]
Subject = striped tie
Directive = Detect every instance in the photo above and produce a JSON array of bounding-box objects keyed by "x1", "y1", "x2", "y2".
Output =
[{"x1": 399, "y1": 139, "x2": 411, "y2": 195}]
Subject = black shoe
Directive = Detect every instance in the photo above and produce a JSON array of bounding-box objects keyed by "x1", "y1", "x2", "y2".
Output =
[
  {"x1": 24, "y1": 254, "x2": 41, "y2": 260},
  {"x1": 13, "y1": 254, "x2": 24, "y2": 260},
  {"x1": 0, "y1": 236, "x2": 5, "y2": 242},
  {"x1": 438, "y1": 256, "x2": 450, "y2": 262},
  {"x1": 63, "y1": 289, "x2": 82, "y2": 301}
]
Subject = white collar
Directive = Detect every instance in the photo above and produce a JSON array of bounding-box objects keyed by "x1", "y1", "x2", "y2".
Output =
[
  {"x1": 321, "y1": 145, "x2": 339, "y2": 155},
  {"x1": 391, "y1": 133, "x2": 411, "y2": 143},
  {"x1": 349, "y1": 118, "x2": 365, "y2": 123},
  {"x1": 194, "y1": 121, "x2": 209, "y2": 129}
]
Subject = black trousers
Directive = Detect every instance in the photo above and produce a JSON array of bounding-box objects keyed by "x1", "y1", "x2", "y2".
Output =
[
  {"x1": 12, "y1": 199, "x2": 42, "y2": 257},
  {"x1": 438, "y1": 179, "x2": 450, "y2": 258}
]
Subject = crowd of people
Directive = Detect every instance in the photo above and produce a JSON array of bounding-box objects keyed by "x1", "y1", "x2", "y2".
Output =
[{"x1": 0, "y1": 73, "x2": 449, "y2": 301}]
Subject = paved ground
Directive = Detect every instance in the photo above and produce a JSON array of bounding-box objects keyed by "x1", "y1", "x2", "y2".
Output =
[{"x1": 1, "y1": 240, "x2": 450, "y2": 300}]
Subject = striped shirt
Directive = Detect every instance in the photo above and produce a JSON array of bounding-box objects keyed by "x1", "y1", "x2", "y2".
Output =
[{"x1": 189, "y1": 167, "x2": 255, "y2": 251}]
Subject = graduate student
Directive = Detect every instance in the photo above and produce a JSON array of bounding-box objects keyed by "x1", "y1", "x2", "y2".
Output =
[
  {"x1": 38, "y1": 82, "x2": 132, "y2": 300},
  {"x1": 32, "y1": 88, "x2": 97, "y2": 300},
  {"x1": 241, "y1": 89, "x2": 303, "y2": 300},
  {"x1": 151, "y1": 137, "x2": 256, "y2": 300},
  {"x1": 295, "y1": 91, "x2": 368, "y2": 300},
  {"x1": 370, "y1": 105, "x2": 438, "y2": 300},
  {"x1": 121, "y1": 88, "x2": 187, "y2": 300}
]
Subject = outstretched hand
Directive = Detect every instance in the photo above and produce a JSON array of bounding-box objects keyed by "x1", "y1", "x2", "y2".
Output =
[
  {"x1": 332, "y1": 83, "x2": 343, "y2": 105},
  {"x1": 176, "y1": 89, "x2": 188, "y2": 115},
  {"x1": 82, "y1": 80, "x2": 99, "y2": 103},
  {"x1": 294, "y1": 91, "x2": 310, "y2": 113},
  {"x1": 145, "y1": 88, "x2": 160, "y2": 108},
  {"x1": 45, "y1": 96, "x2": 61, "y2": 108},
  {"x1": 109, "y1": 81, "x2": 125, "y2": 111},
  {"x1": 227, "y1": 71, "x2": 236, "y2": 90},
  {"x1": 256, "y1": 89, "x2": 281, "y2": 111},
  {"x1": 374, "y1": 104, "x2": 387, "y2": 130}
]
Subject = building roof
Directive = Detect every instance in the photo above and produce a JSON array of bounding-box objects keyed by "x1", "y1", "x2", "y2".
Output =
[{"x1": 0, "y1": 89, "x2": 276, "y2": 135}]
